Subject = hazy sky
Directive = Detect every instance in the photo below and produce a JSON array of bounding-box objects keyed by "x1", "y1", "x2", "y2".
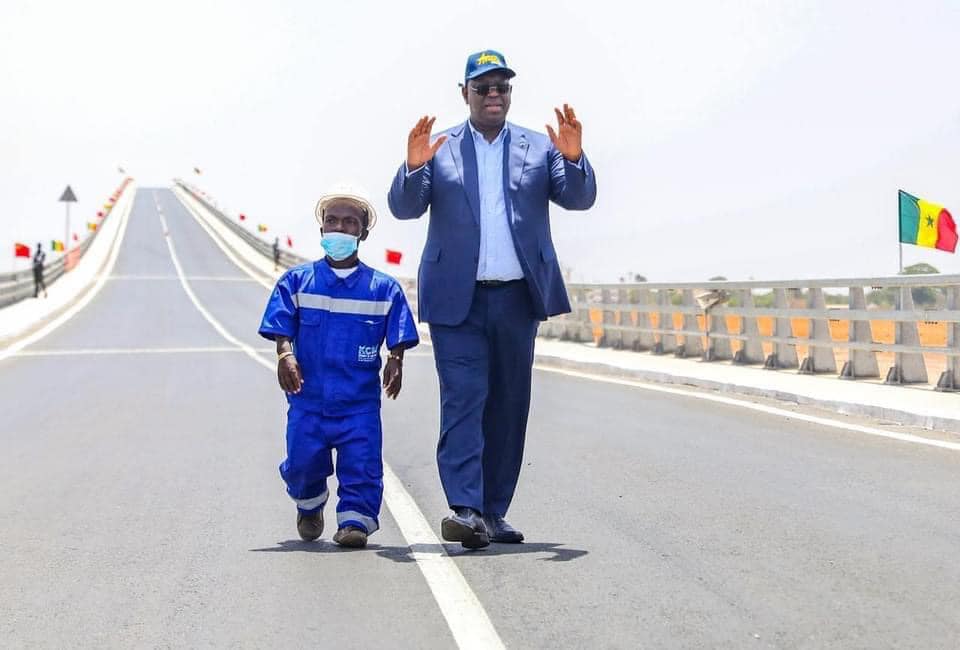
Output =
[{"x1": 2, "y1": 0, "x2": 959, "y2": 281}]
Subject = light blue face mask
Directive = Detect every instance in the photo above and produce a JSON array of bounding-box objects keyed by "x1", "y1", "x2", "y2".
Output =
[{"x1": 321, "y1": 231, "x2": 359, "y2": 261}]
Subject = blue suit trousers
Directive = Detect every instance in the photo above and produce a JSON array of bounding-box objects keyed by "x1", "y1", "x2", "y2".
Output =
[{"x1": 429, "y1": 282, "x2": 538, "y2": 516}]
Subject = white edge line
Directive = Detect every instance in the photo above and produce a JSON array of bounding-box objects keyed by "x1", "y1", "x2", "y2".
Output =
[
  {"x1": 157, "y1": 198, "x2": 505, "y2": 650},
  {"x1": 15, "y1": 347, "x2": 274, "y2": 357},
  {"x1": 532, "y1": 364, "x2": 960, "y2": 452},
  {"x1": 413, "y1": 335, "x2": 960, "y2": 453},
  {"x1": 0, "y1": 185, "x2": 135, "y2": 362},
  {"x1": 169, "y1": 187, "x2": 276, "y2": 290}
]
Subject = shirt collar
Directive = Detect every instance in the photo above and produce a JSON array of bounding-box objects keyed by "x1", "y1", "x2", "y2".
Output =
[
  {"x1": 468, "y1": 120, "x2": 508, "y2": 146},
  {"x1": 317, "y1": 258, "x2": 364, "y2": 288}
]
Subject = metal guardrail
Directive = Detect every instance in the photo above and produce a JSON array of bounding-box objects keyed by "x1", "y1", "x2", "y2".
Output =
[
  {"x1": 0, "y1": 180, "x2": 131, "y2": 309},
  {"x1": 173, "y1": 181, "x2": 422, "y2": 302},
  {"x1": 539, "y1": 279, "x2": 960, "y2": 392},
  {"x1": 174, "y1": 180, "x2": 310, "y2": 270}
]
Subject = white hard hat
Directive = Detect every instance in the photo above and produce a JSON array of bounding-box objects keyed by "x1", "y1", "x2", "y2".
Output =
[{"x1": 315, "y1": 183, "x2": 378, "y2": 230}]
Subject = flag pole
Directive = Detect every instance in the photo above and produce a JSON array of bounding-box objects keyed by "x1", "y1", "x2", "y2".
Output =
[
  {"x1": 65, "y1": 202, "x2": 70, "y2": 257},
  {"x1": 897, "y1": 189, "x2": 903, "y2": 274}
]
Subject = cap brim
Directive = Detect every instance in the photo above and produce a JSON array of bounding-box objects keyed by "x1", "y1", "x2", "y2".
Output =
[
  {"x1": 466, "y1": 66, "x2": 516, "y2": 81},
  {"x1": 315, "y1": 194, "x2": 378, "y2": 230}
]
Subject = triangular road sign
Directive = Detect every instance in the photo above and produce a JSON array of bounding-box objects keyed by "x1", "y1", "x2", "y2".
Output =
[{"x1": 59, "y1": 185, "x2": 77, "y2": 202}]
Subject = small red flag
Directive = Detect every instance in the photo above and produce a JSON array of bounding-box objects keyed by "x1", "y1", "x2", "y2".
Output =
[
  {"x1": 286, "y1": 235, "x2": 293, "y2": 248},
  {"x1": 14, "y1": 243, "x2": 30, "y2": 258},
  {"x1": 386, "y1": 249, "x2": 402, "y2": 265},
  {"x1": 72, "y1": 233, "x2": 79, "y2": 242},
  {"x1": 97, "y1": 211, "x2": 104, "y2": 218},
  {"x1": 239, "y1": 213, "x2": 247, "y2": 221}
]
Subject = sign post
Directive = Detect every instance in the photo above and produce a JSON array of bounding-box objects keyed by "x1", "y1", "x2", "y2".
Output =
[{"x1": 59, "y1": 185, "x2": 77, "y2": 255}]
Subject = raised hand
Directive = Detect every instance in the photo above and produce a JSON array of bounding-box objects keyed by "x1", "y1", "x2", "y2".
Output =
[
  {"x1": 545, "y1": 103, "x2": 583, "y2": 162},
  {"x1": 407, "y1": 116, "x2": 448, "y2": 170}
]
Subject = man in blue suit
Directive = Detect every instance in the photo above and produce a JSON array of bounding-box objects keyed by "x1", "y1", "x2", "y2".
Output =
[{"x1": 388, "y1": 49, "x2": 597, "y2": 549}]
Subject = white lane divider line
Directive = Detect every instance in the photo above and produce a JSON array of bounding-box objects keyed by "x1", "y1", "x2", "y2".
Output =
[
  {"x1": 168, "y1": 189, "x2": 276, "y2": 290},
  {"x1": 108, "y1": 274, "x2": 258, "y2": 282},
  {"x1": 14, "y1": 346, "x2": 275, "y2": 357},
  {"x1": 382, "y1": 465, "x2": 505, "y2": 650},
  {"x1": 158, "y1": 212, "x2": 267, "y2": 371},
  {"x1": 535, "y1": 364, "x2": 960, "y2": 452},
  {"x1": 156, "y1": 205, "x2": 505, "y2": 650},
  {"x1": 0, "y1": 187, "x2": 134, "y2": 363}
]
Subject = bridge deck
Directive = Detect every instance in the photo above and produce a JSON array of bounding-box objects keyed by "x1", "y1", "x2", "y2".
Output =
[{"x1": 2, "y1": 188, "x2": 959, "y2": 648}]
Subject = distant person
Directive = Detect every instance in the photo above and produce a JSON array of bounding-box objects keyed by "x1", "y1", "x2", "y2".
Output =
[
  {"x1": 33, "y1": 242, "x2": 47, "y2": 299},
  {"x1": 272, "y1": 236, "x2": 281, "y2": 272},
  {"x1": 258, "y1": 186, "x2": 419, "y2": 548},
  {"x1": 388, "y1": 49, "x2": 597, "y2": 548}
]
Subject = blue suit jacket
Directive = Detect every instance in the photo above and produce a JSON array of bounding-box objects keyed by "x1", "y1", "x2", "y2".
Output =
[{"x1": 388, "y1": 121, "x2": 597, "y2": 326}]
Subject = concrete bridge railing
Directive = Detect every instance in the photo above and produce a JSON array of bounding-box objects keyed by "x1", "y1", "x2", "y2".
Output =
[
  {"x1": 176, "y1": 180, "x2": 421, "y2": 298},
  {"x1": 538, "y1": 278, "x2": 960, "y2": 392},
  {"x1": 0, "y1": 179, "x2": 132, "y2": 309},
  {"x1": 174, "y1": 182, "x2": 959, "y2": 393},
  {"x1": 175, "y1": 180, "x2": 309, "y2": 270}
]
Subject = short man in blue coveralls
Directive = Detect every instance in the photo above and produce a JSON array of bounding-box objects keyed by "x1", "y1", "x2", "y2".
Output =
[{"x1": 258, "y1": 186, "x2": 419, "y2": 548}]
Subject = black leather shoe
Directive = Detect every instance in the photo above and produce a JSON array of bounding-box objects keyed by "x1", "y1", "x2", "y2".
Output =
[
  {"x1": 441, "y1": 507, "x2": 490, "y2": 549},
  {"x1": 297, "y1": 511, "x2": 324, "y2": 542},
  {"x1": 483, "y1": 514, "x2": 524, "y2": 543}
]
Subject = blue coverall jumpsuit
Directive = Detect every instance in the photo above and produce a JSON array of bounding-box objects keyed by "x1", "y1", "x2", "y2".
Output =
[{"x1": 259, "y1": 260, "x2": 418, "y2": 535}]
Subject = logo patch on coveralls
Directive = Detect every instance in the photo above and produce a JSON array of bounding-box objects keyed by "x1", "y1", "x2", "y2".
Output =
[{"x1": 357, "y1": 345, "x2": 379, "y2": 363}]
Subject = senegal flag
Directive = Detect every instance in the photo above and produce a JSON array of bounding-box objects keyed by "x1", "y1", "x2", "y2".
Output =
[
  {"x1": 51, "y1": 240, "x2": 65, "y2": 252},
  {"x1": 899, "y1": 190, "x2": 957, "y2": 253}
]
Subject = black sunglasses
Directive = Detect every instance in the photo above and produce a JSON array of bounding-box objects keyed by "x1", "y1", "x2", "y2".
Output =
[{"x1": 466, "y1": 82, "x2": 512, "y2": 96}]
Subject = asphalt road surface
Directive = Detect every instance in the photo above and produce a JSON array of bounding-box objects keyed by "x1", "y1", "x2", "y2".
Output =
[{"x1": 2, "y1": 188, "x2": 960, "y2": 649}]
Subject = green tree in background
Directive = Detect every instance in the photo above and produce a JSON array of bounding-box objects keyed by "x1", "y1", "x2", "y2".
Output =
[
  {"x1": 902, "y1": 263, "x2": 941, "y2": 307},
  {"x1": 868, "y1": 263, "x2": 940, "y2": 307}
]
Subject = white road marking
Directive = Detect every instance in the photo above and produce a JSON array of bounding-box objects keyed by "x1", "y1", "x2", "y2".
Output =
[
  {"x1": 168, "y1": 191, "x2": 276, "y2": 290},
  {"x1": 158, "y1": 212, "x2": 269, "y2": 372},
  {"x1": 0, "y1": 188, "x2": 133, "y2": 363},
  {"x1": 534, "y1": 364, "x2": 960, "y2": 452},
  {"x1": 14, "y1": 346, "x2": 274, "y2": 357},
  {"x1": 156, "y1": 200, "x2": 505, "y2": 650},
  {"x1": 382, "y1": 465, "x2": 506, "y2": 650},
  {"x1": 412, "y1": 336, "x2": 960, "y2": 452},
  {"x1": 109, "y1": 275, "x2": 258, "y2": 282}
]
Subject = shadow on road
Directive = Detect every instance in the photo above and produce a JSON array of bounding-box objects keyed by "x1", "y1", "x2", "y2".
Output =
[
  {"x1": 249, "y1": 539, "x2": 400, "y2": 554},
  {"x1": 377, "y1": 542, "x2": 589, "y2": 563},
  {"x1": 249, "y1": 540, "x2": 588, "y2": 562}
]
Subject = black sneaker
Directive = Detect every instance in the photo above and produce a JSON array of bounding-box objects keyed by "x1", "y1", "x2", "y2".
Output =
[{"x1": 297, "y1": 511, "x2": 324, "y2": 542}]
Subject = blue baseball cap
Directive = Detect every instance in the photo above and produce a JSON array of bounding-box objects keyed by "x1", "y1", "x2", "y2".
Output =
[{"x1": 464, "y1": 50, "x2": 516, "y2": 81}]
